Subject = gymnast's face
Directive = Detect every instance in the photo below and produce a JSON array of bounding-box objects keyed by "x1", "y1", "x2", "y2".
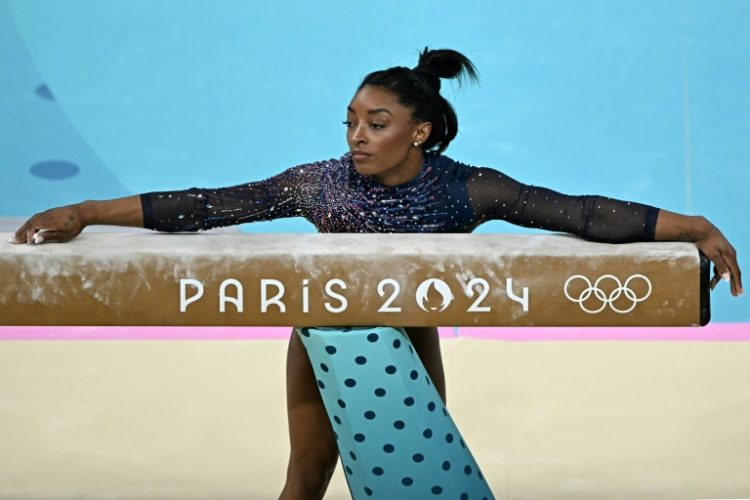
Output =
[{"x1": 345, "y1": 85, "x2": 431, "y2": 186}]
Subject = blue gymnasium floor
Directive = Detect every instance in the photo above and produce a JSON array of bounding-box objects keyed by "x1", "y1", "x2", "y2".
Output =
[{"x1": 0, "y1": 0, "x2": 747, "y2": 323}]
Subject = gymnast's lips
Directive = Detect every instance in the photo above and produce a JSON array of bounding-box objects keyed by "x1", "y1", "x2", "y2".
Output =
[{"x1": 351, "y1": 150, "x2": 372, "y2": 161}]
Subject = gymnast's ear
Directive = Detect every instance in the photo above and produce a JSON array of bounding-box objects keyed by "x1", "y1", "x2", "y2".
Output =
[{"x1": 414, "y1": 121, "x2": 432, "y2": 145}]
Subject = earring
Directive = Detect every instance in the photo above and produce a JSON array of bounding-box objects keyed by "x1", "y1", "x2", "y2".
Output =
[{"x1": 413, "y1": 141, "x2": 421, "y2": 147}]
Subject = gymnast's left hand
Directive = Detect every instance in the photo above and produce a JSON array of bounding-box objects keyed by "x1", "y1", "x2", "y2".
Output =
[
  {"x1": 693, "y1": 221, "x2": 742, "y2": 297},
  {"x1": 8, "y1": 204, "x2": 85, "y2": 245},
  {"x1": 655, "y1": 210, "x2": 742, "y2": 297}
]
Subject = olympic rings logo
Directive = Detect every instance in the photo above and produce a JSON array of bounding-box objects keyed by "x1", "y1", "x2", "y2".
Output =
[{"x1": 563, "y1": 274, "x2": 652, "y2": 314}]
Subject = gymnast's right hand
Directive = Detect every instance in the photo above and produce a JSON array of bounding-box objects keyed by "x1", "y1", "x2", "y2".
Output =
[{"x1": 9, "y1": 204, "x2": 85, "y2": 245}]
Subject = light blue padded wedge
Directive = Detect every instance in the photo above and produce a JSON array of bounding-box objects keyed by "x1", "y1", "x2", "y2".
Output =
[{"x1": 295, "y1": 325, "x2": 495, "y2": 500}]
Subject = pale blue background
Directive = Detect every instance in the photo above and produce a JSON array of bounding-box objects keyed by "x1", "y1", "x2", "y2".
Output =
[{"x1": 1, "y1": 0, "x2": 747, "y2": 321}]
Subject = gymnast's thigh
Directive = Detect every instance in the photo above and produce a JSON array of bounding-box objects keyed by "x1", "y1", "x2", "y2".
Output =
[
  {"x1": 285, "y1": 328, "x2": 339, "y2": 462},
  {"x1": 404, "y1": 326, "x2": 446, "y2": 404}
]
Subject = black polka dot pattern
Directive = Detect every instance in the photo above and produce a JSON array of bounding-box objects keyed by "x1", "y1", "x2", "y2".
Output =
[{"x1": 295, "y1": 326, "x2": 494, "y2": 498}]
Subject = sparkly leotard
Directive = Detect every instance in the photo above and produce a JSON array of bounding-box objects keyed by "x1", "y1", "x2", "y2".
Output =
[{"x1": 140, "y1": 152, "x2": 659, "y2": 242}]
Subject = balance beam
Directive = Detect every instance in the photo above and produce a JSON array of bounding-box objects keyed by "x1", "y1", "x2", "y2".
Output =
[{"x1": 0, "y1": 233, "x2": 710, "y2": 327}]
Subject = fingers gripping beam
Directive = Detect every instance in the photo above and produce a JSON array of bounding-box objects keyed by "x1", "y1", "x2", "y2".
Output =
[{"x1": 0, "y1": 233, "x2": 710, "y2": 327}]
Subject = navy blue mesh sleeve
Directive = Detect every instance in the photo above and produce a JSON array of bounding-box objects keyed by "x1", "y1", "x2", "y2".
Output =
[
  {"x1": 140, "y1": 162, "x2": 322, "y2": 232},
  {"x1": 467, "y1": 167, "x2": 659, "y2": 243}
]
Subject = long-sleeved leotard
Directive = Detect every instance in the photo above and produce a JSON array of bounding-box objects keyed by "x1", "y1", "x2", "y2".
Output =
[{"x1": 140, "y1": 152, "x2": 659, "y2": 242}]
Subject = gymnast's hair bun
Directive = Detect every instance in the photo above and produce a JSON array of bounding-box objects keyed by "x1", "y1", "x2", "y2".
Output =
[{"x1": 414, "y1": 47, "x2": 479, "y2": 89}]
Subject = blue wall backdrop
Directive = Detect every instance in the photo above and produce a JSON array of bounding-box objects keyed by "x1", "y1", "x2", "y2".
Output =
[{"x1": 1, "y1": 0, "x2": 747, "y2": 321}]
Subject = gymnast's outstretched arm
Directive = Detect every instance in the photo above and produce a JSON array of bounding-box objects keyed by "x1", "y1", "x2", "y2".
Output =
[
  {"x1": 138, "y1": 161, "x2": 322, "y2": 232},
  {"x1": 467, "y1": 166, "x2": 743, "y2": 297},
  {"x1": 9, "y1": 195, "x2": 143, "y2": 245},
  {"x1": 9, "y1": 160, "x2": 323, "y2": 244}
]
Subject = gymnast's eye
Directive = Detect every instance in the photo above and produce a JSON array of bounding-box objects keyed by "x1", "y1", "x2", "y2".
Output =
[
  {"x1": 370, "y1": 123, "x2": 385, "y2": 129},
  {"x1": 342, "y1": 120, "x2": 354, "y2": 128}
]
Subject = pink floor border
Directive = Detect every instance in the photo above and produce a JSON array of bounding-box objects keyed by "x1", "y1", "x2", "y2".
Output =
[{"x1": 0, "y1": 324, "x2": 748, "y2": 341}]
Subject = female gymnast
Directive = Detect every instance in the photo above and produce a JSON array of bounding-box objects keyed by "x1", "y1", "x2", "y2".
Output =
[{"x1": 11, "y1": 47, "x2": 742, "y2": 500}]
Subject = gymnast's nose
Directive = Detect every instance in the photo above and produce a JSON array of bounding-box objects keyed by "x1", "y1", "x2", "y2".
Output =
[{"x1": 351, "y1": 123, "x2": 368, "y2": 144}]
